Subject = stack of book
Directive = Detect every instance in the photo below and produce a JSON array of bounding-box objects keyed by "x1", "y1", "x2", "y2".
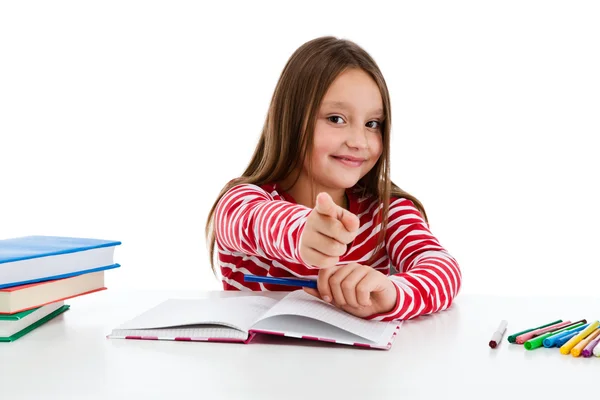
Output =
[{"x1": 0, "y1": 235, "x2": 121, "y2": 342}]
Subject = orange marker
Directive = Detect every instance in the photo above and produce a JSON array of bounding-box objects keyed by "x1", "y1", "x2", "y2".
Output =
[
  {"x1": 571, "y1": 328, "x2": 600, "y2": 357},
  {"x1": 560, "y1": 320, "x2": 600, "y2": 355}
]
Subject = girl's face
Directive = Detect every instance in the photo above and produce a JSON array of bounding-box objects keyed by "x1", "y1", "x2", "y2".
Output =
[{"x1": 308, "y1": 68, "x2": 384, "y2": 191}]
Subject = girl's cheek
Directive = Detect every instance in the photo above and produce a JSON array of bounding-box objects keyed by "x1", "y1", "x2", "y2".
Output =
[{"x1": 370, "y1": 134, "x2": 383, "y2": 155}]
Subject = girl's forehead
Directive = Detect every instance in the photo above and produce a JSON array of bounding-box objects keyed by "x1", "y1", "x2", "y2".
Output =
[{"x1": 321, "y1": 69, "x2": 384, "y2": 114}]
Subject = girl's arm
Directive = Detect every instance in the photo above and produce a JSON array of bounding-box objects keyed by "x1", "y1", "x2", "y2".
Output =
[
  {"x1": 214, "y1": 183, "x2": 316, "y2": 270},
  {"x1": 367, "y1": 197, "x2": 462, "y2": 321}
]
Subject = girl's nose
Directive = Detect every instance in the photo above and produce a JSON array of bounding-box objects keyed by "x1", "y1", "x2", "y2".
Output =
[{"x1": 346, "y1": 126, "x2": 369, "y2": 149}]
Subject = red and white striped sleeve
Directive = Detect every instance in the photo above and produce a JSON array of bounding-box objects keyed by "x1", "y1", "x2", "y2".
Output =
[
  {"x1": 367, "y1": 197, "x2": 462, "y2": 322},
  {"x1": 214, "y1": 183, "x2": 316, "y2": 270}
]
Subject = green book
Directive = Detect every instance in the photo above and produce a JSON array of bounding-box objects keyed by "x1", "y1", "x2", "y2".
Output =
[
  {"x1": 0, "y1": 307, "x2": 41, "y2": 321},
  {"x1": 0, "y1": 305, "x2": 70, "y2": 342}
]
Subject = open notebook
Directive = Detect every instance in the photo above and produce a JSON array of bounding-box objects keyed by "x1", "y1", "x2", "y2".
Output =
[{"x1": 107, "y1": 290, "x2": 402, "y2": 350}]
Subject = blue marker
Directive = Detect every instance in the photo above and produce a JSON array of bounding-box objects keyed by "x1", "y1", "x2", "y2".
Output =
[
  {"x1": 553, "y1": 329, "x2": 585, "y2": 348},
  {"x1": 243, "y1": 274, "x2": 318, "y2": 289},
  {"x1": 543, "y1": 324, "x2": 589, "y2": 348}
]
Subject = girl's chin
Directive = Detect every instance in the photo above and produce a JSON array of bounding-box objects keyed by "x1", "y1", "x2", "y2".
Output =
[
  {"x1": 316, "y1": 167, "x2": 365, "y2": 188},
  {"x1": 325, "y1": 177, "x2": 362, "y2": 190}
]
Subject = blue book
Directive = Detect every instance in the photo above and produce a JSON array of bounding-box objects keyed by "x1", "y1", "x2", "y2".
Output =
[{"x1": 0, "y1": 236, "x2": 121, "y2": 289}]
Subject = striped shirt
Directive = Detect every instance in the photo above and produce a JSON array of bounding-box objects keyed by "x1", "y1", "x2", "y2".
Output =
[{"x1": 213, "y1": 182, "x2": 461, "y2": 321}]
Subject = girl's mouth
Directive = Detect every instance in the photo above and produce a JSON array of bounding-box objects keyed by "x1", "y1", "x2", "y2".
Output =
[{"x1": 331, "y1": 155, "x2": 365, "y2": 167}]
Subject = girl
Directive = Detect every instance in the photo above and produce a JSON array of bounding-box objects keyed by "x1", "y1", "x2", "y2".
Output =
[{"x1": 205, "y1": 36, "x2": 461, "y2": 321}]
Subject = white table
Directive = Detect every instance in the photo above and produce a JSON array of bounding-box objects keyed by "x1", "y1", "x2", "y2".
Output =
[{"x1": 1, "y1": 289, "x2": 598, "y2": 399}]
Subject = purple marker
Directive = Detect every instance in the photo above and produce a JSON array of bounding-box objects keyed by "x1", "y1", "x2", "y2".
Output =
[{"x1": 582, "y1": 335, "x2": 600, "y2": 357}]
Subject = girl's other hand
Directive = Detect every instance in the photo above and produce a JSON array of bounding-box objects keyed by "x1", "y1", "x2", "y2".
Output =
[{"x1": 303, "y1": 263, "x2": 397, "y2": 318}]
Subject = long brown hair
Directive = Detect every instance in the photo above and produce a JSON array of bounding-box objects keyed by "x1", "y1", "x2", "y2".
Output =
[{"x1": 205, "y1": 36, "x2": 428, "y2": 274}]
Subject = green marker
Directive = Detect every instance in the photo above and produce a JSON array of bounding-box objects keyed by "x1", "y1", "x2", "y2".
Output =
[
  {"x1": 524, "y1": 322, "x2": 585, "y2": 350},
  {"x1": 507, "y1": 319, "x2": 563, "y2": 343}
]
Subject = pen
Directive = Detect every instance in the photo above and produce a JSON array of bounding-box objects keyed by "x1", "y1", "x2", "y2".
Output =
[
  {"x1": 243, "y1": 274, "x2": 318, "y2": 289},
  {"x1": 489, "y1": 320, "x2": 508, "y2": 348}
]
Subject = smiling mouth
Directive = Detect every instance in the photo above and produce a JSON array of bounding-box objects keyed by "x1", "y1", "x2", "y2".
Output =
[{"x1": 331, "y1": 156, "x2": 365, "y2": 167}]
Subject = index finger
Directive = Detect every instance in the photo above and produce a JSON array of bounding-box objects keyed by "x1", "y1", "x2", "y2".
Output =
[{"x1": 314, "y1": 215, "x2": 357, "y2": 245}]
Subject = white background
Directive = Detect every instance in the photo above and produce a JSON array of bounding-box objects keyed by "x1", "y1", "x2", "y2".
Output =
[{"x1": 1, "y1": 1, "x2": 598, "y2": 296}]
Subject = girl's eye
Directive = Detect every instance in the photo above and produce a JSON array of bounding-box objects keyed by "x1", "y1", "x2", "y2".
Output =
[
  {"x1": 366, "y1": 121, "x2": 381, "y2": 129},
  {"x1": 328, "y1": 116, "x2": 345, "y2": 124}
]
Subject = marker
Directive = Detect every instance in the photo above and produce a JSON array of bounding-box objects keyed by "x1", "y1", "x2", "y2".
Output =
[
  {"x1": 554, "y1": 330, "x2": 581, "y2": 347},
  {"x1": 571, "y1": 328, "x2": 600, "y2": 357},
  {"x1": 507, "y1": 319, "x2": 562, "y2": 343},
  {"x1": 525, "y1": 321, "x2": 586, "y2": 350},
  {"x1": 543, "y1": 323, "x2": 588, "y2": 348},
  {"x1": 489, "y1": 320, "x2": 508, "y2": 348},
  {"x1": 583, "y1": 335, "x2": 600, "y2": 357},
  {"x1": 594, "y1": 341, "x2": 600, "y2": 357},
  {"x1": 516, "y1": 320, "x2": 574, "y2": 344},
  {"x1": 243, "y1": 274, "x2": 318, "y2": 289},
  {"x1": 560, "y1": 320, "x2": 600, "y2": 355}
]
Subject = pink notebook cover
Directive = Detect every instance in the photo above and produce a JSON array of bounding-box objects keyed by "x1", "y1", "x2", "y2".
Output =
[{"x1": 248, "y1": 325, "x2": 401, "y2": 350}]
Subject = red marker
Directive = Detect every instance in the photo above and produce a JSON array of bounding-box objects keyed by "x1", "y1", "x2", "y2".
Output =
[{"x1": 489, "y1": 320, "x2": 508, "y2": 348}]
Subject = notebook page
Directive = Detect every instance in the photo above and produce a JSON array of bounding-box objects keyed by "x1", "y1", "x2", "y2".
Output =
[
  {"x1": 253, "y1": 290, "x2": 392, "y2": 343},
  {"x1": 110, "y1": 326, "x2": 249, "y2": 341},
  {"x1": 115, "y1": 296, "x2": 278, "y2": 333}
]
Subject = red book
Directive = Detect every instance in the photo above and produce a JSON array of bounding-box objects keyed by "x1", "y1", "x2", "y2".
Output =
[{"x1": 0, "y1": 271, "x2": 106, "y2": 314}]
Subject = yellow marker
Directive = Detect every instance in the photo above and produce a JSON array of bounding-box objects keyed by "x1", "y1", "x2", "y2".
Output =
[
  {"x1": 560, "y1": 320, "x2": 600, "y2": 355},
  {"x1": 571, "y1": 328, "x2": 600, "y2": 357}
]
